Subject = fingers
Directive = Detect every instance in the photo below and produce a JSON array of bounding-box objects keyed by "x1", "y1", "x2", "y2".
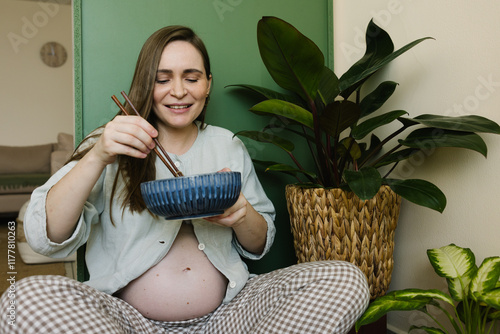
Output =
[
  {"x1": 93, "y1": 116, "x2": 158, "y2": 164},
  {"x1": 205, "y1": 192, "x2": 246, "y2": 227}
]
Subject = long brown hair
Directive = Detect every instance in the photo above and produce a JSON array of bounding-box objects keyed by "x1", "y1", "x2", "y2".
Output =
[{"x1": 70, "y1": 26, "x2": 212, "y2": 219}]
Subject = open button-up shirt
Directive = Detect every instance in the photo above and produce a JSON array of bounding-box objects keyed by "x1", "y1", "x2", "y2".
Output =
[{"x1": 24, "y1": 124, "x2": 276, "y2": 303}]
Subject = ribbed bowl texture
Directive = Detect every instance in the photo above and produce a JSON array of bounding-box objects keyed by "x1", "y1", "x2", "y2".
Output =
[{"x1": 141, "y1": 171, "x2": 241, "y2": 219}]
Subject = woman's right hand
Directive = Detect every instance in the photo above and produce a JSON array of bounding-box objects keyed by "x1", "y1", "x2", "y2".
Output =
[
  {"x1": 91, "y1": 115, "x2": 159, "y2": 165},
  {"x1": 45, "y1": 115, "x2": 158, "y2": 243}
]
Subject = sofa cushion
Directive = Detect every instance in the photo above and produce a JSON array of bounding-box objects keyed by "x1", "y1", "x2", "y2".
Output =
[
  {"x1": 0, "y1": 143, "x2": 53, "y2": 174},
  {"x1": 51, "y1": 150, "x2": 72, "y2": 175},
  {"x1": 56, "y1": 132, "x2": 74, "y2": 152},
  {"x1": 0, "y1": 173, "x2": 50, "y2": 194},
  {"x1": 51, "y1": 132, "x2": 74, "y2": 175}
]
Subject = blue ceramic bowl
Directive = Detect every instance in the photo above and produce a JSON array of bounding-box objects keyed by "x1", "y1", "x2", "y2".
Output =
[{"x1": 141, "y1": 171, "x2": 241, "y2": 220}]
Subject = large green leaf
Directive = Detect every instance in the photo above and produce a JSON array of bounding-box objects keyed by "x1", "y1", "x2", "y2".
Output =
[
  {"x1": 339, "y1": 19, "x2": 394, "y2": 97},
  {"x1": 318, "y1": 66, "x2": 339, "y2": 105},
  {"x1": 487, "y1": 307, "x2": 500, "y2": 320},
  {"x1": 470, "y1": 256, "x2": 500, "y2": 300},
  {"x1": 263, "y1": 123, "x2": 315, "y2": 144},
  {"x1": 257, "y1": 16, "x2": 324, "y2": 102},
  {"x1": 426, "y1": 244, "x2": 476, "y2": 280},
  {"x1": 338, "y1": 138, "x2": 362, "y2": 161},
  {"x1": 343, "y1": 167, "x2": 382, "y2": 200},
  {"x1": 359, "y1": 81, "x2": 399, "y2": 118},
  {"x1": 372, "y1": 148, "x2": 420, "y2": 168},
  {"x1": 265, "y1": 163, "x2": 317, "y2": 179},
  {"x1": 408, "y1": 326, "x2": 445, "y2": 334},
  {"x1": 355, "y1": 289, "x2": 443, "y2": 331},
  {"x1": 394, "y1": 289, "x2": 454, "y2": 305},
  {"x1": 234, "y1": 130, "x2": 294, "y2": 152},
  {"x1": 339, "y1": 19, "x2": 432, "y2": 97},
  {"x1": 249, "y1": 99, "x2": 313, "y2": 129},
  {"x1": 226, "y1": 84, "x2": 304, "y2": 105},
  {"x1": 320, "y1": 100, "x2": 361, "y2": 138},
  {"x1": 385, "y1": 178, "x2": 446, "y2": 213},
  {"x1": 447, "y1": 276, "x2": 474, "y2": 302},
  {"x1": 399, "y1": 128, "x2": 488, "y2": 157},
  {"x1": 410, "y1": 114, "x2": 500, "y2": 134},
  {"x1": 252, "y1": 159, "x2": 283, "y2": 169},
  {"x1": 352, "y1": 109, "x2": 408, "y2": 140},
  {"x1": 359, "y1": 134, "x2": 382, "y2": 164},
  {"x1": 477, "y1": 288, "x2": 500, "y2": 310}
]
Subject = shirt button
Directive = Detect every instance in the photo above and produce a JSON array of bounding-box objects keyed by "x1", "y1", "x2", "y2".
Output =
[
  {"x1": 229, "y1": 281, "x2": 237, "y2": 288},
  {"x1": 174, "y1": 161, "x2": 181, "y2": 167},
  {"x1": 198, "y1": 243, "x2": 205, "y2": 251}
]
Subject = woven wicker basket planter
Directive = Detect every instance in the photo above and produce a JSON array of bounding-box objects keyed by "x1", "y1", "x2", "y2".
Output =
[{"x1": 285, "y1": 184, "x2": 402, "y2": 299}]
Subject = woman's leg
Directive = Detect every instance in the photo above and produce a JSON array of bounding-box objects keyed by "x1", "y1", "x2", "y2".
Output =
[
  {"x1": 0, "y1": 275, "x2": 161, "y2": 334},
  {"x1": 206, "y1": 260, "x2": 370, "y2": 334}
]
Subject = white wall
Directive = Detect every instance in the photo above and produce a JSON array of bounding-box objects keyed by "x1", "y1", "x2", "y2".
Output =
[
  {"x1": 334, "y1": 1, "x2": 500, "y2": 332},
  {"x1": 0, "y1": 0, "x2": 73, "y2": 146}
]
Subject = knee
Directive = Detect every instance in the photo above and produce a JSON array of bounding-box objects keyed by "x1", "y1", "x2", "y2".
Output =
[
  {"x1": 335, "y1": 261, "x2": 370, "y2": 303},
  {"x1": 310, "y1": 260, "x2": 371, "y2": 309},
  {"x1": 1, "y1": 275, "x2": 72, "y2": 307},
  {"x1": 329, "y1": 261, "x2": 371, "y2": 318}
]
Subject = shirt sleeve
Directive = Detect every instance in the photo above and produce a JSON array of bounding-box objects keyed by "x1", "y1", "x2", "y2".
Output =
[
  {"x1": 230, "y1": 137, "x2": 276, "y2": 260},
  {"x1": 23, "y1": 160, "x2": 106, "y2": 259}
]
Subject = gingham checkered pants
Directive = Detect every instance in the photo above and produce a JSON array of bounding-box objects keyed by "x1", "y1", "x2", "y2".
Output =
[{"x1": 1, "y1": 260, "x2": 369, "y2": 334}]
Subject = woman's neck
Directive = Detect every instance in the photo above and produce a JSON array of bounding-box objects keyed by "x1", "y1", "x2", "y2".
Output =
[{"x1": 156, "y1": 122, "x2": 199, "y2": 156}]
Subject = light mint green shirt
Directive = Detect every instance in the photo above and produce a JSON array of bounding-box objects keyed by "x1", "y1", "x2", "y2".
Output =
[{"x1": 24, "y1": 124, "x2": 276, "y2": 303}]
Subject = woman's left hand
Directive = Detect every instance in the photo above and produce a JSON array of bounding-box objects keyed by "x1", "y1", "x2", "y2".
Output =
[
  {"x1": 204, "y1": 168, "x2": 268, "y2": 254},
  {"x1": 204, "y1": 192, "x2": 248, "y2": 228}
]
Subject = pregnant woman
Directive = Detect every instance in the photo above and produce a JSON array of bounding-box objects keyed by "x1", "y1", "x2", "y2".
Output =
[{"x1": 0, "y1": 25, "x2": 369, "y2": 334}]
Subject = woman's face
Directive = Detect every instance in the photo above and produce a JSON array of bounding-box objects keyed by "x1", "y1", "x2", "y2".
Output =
[{"x1": 152, "y1": 40, "x2": 211, "y2": 131}]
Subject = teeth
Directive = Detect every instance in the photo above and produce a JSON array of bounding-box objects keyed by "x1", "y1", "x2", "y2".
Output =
[{"x1": 168, "y1": 105, "x2": 190, "y2": 109}]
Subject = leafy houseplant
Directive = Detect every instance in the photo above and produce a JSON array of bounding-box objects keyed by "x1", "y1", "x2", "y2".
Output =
[
  {"x1": 355, "y1": 244, "x2": 500, "y2": 334},
  {"x1": 230, "y1": 17, "x2": 500, "y2": 212},
  {"x1": 228, "y1": 16, "x2": 500, "y2": 299}
]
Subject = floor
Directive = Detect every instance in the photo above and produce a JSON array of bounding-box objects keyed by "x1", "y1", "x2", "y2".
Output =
[
  {"x1": 0, "y1": 213, "x2": 76, "y2": 294},
  {"x1": 1, "y1": 213, "x2": 399, "y2": 333}
]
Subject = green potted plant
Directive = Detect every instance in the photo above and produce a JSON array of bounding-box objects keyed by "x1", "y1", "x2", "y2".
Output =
[
  {"x1": 355, "y1": 244, "x2": 500, "y2": 333},
  {"x1": 228, "y1": 16, "x2": 500, "y2": 298}
]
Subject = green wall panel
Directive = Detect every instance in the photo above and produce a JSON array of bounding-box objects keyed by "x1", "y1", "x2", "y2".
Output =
[{"x1": 74, "y1": 0, "x2": 333, "y2": 274}]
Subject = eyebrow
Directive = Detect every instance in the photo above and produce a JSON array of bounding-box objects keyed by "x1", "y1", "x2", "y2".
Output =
[{"x1": 156, "y1": 69, "x2": 204, "y2": 75}]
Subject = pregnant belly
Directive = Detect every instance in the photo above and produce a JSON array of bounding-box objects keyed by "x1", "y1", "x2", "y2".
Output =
[{"x1": 116, "y1": 222, "x2": 228, "y2": 321}]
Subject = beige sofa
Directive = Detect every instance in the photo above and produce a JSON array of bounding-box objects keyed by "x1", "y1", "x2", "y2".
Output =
[{"x1": 0, "y1": 133, "x2": 73, "y2": 214}]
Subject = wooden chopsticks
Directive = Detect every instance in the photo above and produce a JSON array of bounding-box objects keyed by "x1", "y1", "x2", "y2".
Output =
[{"x1": 111, "y1": 91, "x2": 183, "y2": 177}]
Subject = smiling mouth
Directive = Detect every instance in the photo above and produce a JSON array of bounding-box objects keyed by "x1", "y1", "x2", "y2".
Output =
[{"x1": 166, "y1": 104, "x2": 192, "y2": 109}]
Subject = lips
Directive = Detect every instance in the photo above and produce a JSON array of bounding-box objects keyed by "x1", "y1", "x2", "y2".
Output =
[{"x1": 165, "y1": 104, "x2": 193, "y2": 111}]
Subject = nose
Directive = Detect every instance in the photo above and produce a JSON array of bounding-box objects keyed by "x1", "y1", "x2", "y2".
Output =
[{"x1": 171, "y1": 78, "x2": 187, "y2": 99}]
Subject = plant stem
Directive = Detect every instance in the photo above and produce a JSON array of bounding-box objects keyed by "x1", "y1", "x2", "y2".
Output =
[
  {"x1": 330, "y1": 134, "x2": 341, "y2": 186},
  {"x1": 300, "y1": 125, "x2": 324, "y2": 185},
  {"x1": 481, "y1": 306, "x2": 491, "y2": 334},
  {"x1": 359, "y1": 125, "x2": 408, "y2": 168},
  {"x1": 287, "y1": 151, "x2": 315, "y2": 183},
  {"x1": 301, "y1": 125, "x2": 322, "y2": 183},
  {"x1": 308, "y1": 99, "x2": 329, "y2": 186},
  {"x1": 337, "y1": 134, "x2": 355, "y2": 177},
  {"x1": 460, "y1": 290, "x2": 472, "y2": 334},
  {"x1": 430, "y1": 304, "x2": 461, "y2": 334},
  {"x1": 369, "y1": 143, "x2": 402, "y2": 168},
  {"x1": 327, "y1": 138, "x2": 341, "y2": 186},
  {"x1": 382, "y1": 161, "x2": 400, "y2": 179}
]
